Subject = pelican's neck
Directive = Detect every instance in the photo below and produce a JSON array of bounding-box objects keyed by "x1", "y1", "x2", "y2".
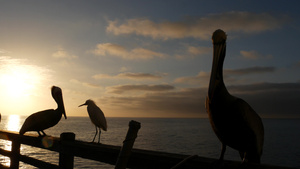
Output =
[
  {"x1": 57, "y1": 100, "x2": 64, "y2": 111},
  {"x1": 208, "y1": 42, "x2": 228, "y2": 100}
]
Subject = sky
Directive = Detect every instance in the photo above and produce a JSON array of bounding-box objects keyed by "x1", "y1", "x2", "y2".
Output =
[{"x1": 0, "y1": 1, "x2": 300, "y2": 118}]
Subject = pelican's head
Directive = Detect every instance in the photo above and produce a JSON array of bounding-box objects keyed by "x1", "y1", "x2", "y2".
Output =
[
  {"x1": 51, "y1": 86, "x2": 67, "y2": 119},
  {"x1": 211, "y1": 29, "x2": 227, "y2": 80},
  {"x1": 212, "y1": 29, "x2": 227, "y2": 44},
  {"x1": 79, "y1": 99, "x2": 95, "y2": 107}
]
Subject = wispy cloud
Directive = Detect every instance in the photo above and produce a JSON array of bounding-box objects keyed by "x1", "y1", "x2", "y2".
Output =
[
  {"x1": 52, "y1": 47, "x2": 78, "y2": 59},
  {"x1": 70, "y1": 79, "x2": 102, "y2": 88},
  {"x1": 240, "y1": 50, "x2": 273, "y2": 60},
  {"x1": 98, "y1": 87, "x2": 205, "y2": 117},
  {"x1": 174, "y1": 66, "x2": 276, "y2": 85},
  {"x1": 0, "y1": 49, "x2": 10, "y2": 54},
  {"x1": 174, "y1": 71, "x2": 209, "y2": 85},
  {"x1": 90, "y1": 43, "x2": 166, "y2": 60},
  {"x1": 93, "y1": 72, "x2": 166, "y2": 80},
  {"x1": 188, "y1": 46, "x2": 211, "y2": 55},
  {"x1": 224, "y1": 66, "x2": 276, "y2": 75},
  {"x1": 107, "y1": 11, "x2": 288, "y2": 40},
  {"x1": 107, "y1": 84, "x2": 175, "y2": 94}
]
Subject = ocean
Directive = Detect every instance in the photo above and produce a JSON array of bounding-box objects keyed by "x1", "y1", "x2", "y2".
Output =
[{"x1": 0, "y1": 116, "x2": 299, "y2": 168}]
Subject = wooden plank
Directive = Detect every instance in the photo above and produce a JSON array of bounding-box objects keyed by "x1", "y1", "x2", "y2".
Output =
[{"x1": 19, "y1": 154, "x2": 60, "y2": 169}]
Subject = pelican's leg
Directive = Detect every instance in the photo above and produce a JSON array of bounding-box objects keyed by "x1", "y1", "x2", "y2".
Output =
[
  {"x1": 219, "y1": 143, "x2": 226, "y2": 161},
  {"x1": 98, "y1": 129, "x2": 101, "y2": 143},
  {"x1": 37, "y1": 131, "x2": 42, "y2": 137},
  {"x1": 211, "y1": 144, "x2": 226, "y2": 168},
  {"x1": 92, "y1": 126, "x2": 98, "y2": 142},
  {"x1": 41, "y1": 131, "x2": 47, "y2": 136}
]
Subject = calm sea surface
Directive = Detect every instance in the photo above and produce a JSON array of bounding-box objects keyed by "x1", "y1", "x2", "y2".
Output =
[{"x1": 0, "y1": 116, "x2": 299, "y2": 168}]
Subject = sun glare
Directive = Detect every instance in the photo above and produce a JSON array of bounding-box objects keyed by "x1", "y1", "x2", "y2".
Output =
[
  {"x1": 0, "y1": 56, "x2": 50, "y2": 114},
  {"x1": 0, "y1": 68, "x2": 34, "y2": 98},
  {"x1": 7, "y1": 115, "x2": 21, "y2": 132}
]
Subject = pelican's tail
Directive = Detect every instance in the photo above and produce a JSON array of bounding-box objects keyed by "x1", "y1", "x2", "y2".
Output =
[
  {"x1": 19, "y1": 127, "x2": 25, "y2": 135},
  {"x1": 19, "y1": 123, "x2": 28, "y2": 135}
]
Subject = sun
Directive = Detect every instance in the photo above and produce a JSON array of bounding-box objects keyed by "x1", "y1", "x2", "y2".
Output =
[
  {"x1": 0, "y1": 66, "x2": 36, "y2": 99},
  {"x1": 1, "y1": 68, "x2": 34, "y2": 98},
  {"x1": 0, "y1": 57, "x2": 50, "y2": 114}
]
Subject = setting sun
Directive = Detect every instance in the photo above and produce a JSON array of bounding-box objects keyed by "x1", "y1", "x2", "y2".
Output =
[
  {"x1": 0, "y1": 68, "x2": 34, "y2": 99},
  {"x1": 0, "y1": 57, "x2": 51, "y2": 115}
]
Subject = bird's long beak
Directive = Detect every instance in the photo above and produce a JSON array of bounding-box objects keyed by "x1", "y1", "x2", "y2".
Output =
[
  {"x1": 60, "y1": 96, "x2": 67, "y2": 119},
  {"x1": 78, "y1": 103, "x2": 86, "y2": 107},
  {"x1": 58, "y1": 91, "x2": 67, "y2": 119}
]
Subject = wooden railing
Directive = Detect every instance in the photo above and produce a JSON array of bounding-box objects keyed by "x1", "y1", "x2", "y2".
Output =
[{"x1": 0, "y1": 120, "x2": 297, "y2": 169}]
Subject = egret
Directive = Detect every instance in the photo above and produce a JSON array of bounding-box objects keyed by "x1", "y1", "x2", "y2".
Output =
[
  {"x1": 79, "y1": 99, "x2": 107, "y2": 143},
  {"x1": 19, "y1": 86, "x2": 67, "y2": 136},
  {"x1": 205, "y1": 29, "x2": 264, "y2": 164}
]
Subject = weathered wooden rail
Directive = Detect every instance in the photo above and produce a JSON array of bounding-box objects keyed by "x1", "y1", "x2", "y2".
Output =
[{"x1": 0, "y1": 120, "x2": 297, "y2": 169}]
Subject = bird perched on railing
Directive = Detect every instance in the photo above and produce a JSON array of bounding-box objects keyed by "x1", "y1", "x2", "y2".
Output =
[
  {"x1": 19, "y1": 86, "x2": 67, "y2": 136},
  {"x1": 79, "y1": 99, "x2": 107, "y2": 143},
  {"x1": 206, "y1": 29, "x2": 264, "y2": 164}
]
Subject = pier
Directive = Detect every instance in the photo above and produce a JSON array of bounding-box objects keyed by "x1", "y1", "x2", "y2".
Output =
[{"x1": 0, "y1": 120, "x2": 297, "y2": 169}]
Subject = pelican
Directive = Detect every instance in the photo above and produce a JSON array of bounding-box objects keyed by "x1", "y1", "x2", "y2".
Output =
[
  {"x1": 19, "y1": 86, "x2": 67, "y2": 136},
  {"x1": 79, "y1": 99, "x2": 107, "y2": 143},
  {"x1": 205, "y1": 29, "x2": 264, "y2": 164}
]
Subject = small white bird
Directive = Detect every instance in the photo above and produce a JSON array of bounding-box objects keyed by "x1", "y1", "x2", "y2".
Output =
[
  {"x1": 79, "y1": 99, "x2": 107, "y2": 143},
  {"x1": 19, "y1": 86, "x2": 67, "y2": 136}
]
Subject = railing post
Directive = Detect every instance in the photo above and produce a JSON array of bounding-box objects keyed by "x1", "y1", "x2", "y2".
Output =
[
  {"x1": 10, "y1": 139, "x2": 20, "y2": 169},
  {"x1": 59, "y1": 132, "x2": 75, "y2": 169},
  {"x1": 115, "y1": 120, "x2": 141, "y2": 169}
]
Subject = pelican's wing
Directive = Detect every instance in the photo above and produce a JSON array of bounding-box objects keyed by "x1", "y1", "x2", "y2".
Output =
[
  {"x1": 20, "y1": 109, "x2": 55, "y2": 134},
  {"x1": 234, "y1": 98, "x2": 264, "y2": 156}
]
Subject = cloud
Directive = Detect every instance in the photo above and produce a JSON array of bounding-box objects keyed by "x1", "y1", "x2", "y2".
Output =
[
  {"x1": 70, "y1": 79, "x2": 102, "y2": 88},
  {"x1": 98, "y1": 87, "x2": 205, "y2": 117},
  {"x1": 52, "y1": 47, "x2": 78, "y2": 59},
  {"x1": 174, "y1": 71, "x2": 210, "y2": 85},
  {"x1": 240, "y1": 50, "x2": 273, "y2": 59},
  {"x1": 224, "y1": 66, "x2": 276, "y2": 75},
  {"x1": 174, "y1": 66, "x2": 276, "y2": 86},
  {"x1": 93, "y1": 72, "x2": 166, "y2": 80},
  {"x1": 90, "y1": 43, "x2": 166, "y2": 60},
  {"x1": 107, "y1": 84, "x2": 175, "y2": 94},
  {"x1": 0, "y1": 49, "x2": 10, "y2": 54},
  {"x1": 107, "y1": 11, "x2": 288, "y2": 40},
  {"x1": 188, "y1": 46, "x2": 211, "y2": 55}
]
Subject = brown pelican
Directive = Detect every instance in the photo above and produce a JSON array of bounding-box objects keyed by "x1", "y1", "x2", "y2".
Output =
[
  {"x1": 19, "y1": 86, "x2": 67, "y2": 136},
  {"x1": 205, "y1": 29, "x2": 264, "y2": 164},
  {"x1": 79, "y1": 99, "x2": 107, "y2": 143}
]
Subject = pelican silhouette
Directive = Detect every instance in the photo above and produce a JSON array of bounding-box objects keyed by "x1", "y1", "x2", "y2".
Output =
[
  {"x1": 79, "y1": 99, "x2": 107, "y2": 143},
  {"x1": 206, "y1": 29, "x2": 264, "y2": 164},
  {"x1": 19, "y1": 86, "x2": 67, "y2": 136}
]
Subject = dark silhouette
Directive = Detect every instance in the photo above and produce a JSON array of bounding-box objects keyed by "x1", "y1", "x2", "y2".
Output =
[
  {"x1": 79, "y1": 99, "x2": 107, "y2": 143},
  {"x1": 206, "y1": 29, "x2": 264, "y2": 164},
  {"x1": 19, "y1": 86, "x2": 67, "y2": 136}
]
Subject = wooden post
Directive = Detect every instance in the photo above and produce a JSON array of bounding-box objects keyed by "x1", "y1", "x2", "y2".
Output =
[
  {"x1": 115, "y1": 120, "x2": 141, "y2": 169},
  {"x1": 10, "y1": 140, "x2": 20, "y2": 169},
  {"x1": 59, "y1": 132, "x2": 75, "y2": 169}
]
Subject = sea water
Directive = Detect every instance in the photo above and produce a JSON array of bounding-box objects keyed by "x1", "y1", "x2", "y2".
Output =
[{"x1": 0, "y1": 116, "x2": 299, "y2": 168}]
